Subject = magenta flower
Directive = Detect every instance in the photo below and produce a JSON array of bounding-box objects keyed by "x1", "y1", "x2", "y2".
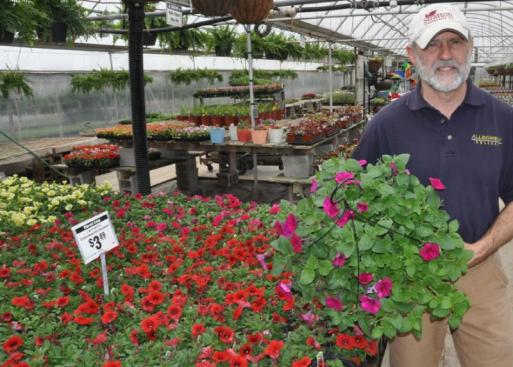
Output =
[
  {"x1": 301, "y1": 310, "x2": 318, "y2": 326},
  {"x1": 155, "y1": 223, "x2": 167, "y2": 232},
  {"x1": 357, "y1": 202, "x2": 368, "y2": 213},
  {"x1": 269, "y1": 203, "x2": 280, "y2": 214},
  {"x1": 389, "y1": 162, "x2": 399, "y2": 176},
  {"x1": 332, "y1": 253, "x2": 346, "y2": 267},
  {"x1": 429, "y1": 177, "x2": 446, "y2": 190},
  {"x1": 358, "y1": 159, "x2": 367, "y2": 167},
  {"x1": 283, "y1": 214, "x2": 298, "y2": 237},
  {"x1": 274, "y1": 220, "x2": 284, "y2": 235},
  {"x1": 290, "y1": 233, "x2": 303, "y2": 254},
  {"x1": 279, "y1": 282, "x2": 292, "y2": 295},
  {"x1": 335, "y1": 171, "x2": 355, "y2": 184},
  {"x1": 256, "y1": 254, "x2": 268, "y2": 271},
  {"x1": 375, "y1": 277, "x2": 393, "y2": 298},
  {"x1": 358, "y1": 272, "x2": 373, "y2": 285},
  {"x1": 325, "y1": 296, "x2": 343, "y2": 311},
  {"x1": 336, "y1": 210, "x2": 354, "y2": 228},
  {"x1": 419, "y1": 242, "x2": 441, "y2": 261},
  {"x1": 359, "y1": 295, "x2": 381, "y2": 314},
  {"x1": 310, "y1": 178, "x2": 318, "y2": 193},
  {"x1": 323, "y1": 197, "x2": 339, "y2": 218}
]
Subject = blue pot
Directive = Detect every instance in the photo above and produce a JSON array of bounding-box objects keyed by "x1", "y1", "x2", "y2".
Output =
[{"x1": 210, "y1": 127, "x2": 225, "y2": 144}]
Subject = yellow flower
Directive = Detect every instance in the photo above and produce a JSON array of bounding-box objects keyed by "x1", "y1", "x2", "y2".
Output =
[
  {"x1": 48, "y1": 216, "x2": 57, "y2": 223},
  {"x1": 11, "y1": 212, "x2": 26, "y2": 226},
  {"x1": 27, "y1": 218, "x2": 37, "y2": 226},
  {"x1": 65, "y1": 204, "x2": 73, "y2": 211}
]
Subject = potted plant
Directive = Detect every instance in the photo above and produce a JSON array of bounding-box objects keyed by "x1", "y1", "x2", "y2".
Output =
[
  {"x1": 236, "y1": 120, "x2": 252, "y2": 142},
  {"x1": 63, "y1": 144, "x2": 120, "y2": 169},
  {"x1": 1, "y1": 0, "x2": 47, "y2": 44},
  {"x1": 228, "y1": 122, "x2": 238, "y2": 141},
  {"x1": 209, "y1": 126, "x2": 225, "y2": 144},
  {"x1": 368, "y1": 57, "x2": 383, "y2": 74},
  {"x1": 207, "y1": 25, "x2": 237, "y2": 57},
  {"x1": 229, "y1": 0, "x2": 273, "y2": 24},
  {"x1": 266, "y1": 121, "x2": 285, "y2": 144},
  {"x1": 251, "y1": 122, "x2": 268, "y2": 144},
  {"x1": 271, "y1": 155, "x2": 472, "y2": 365},
  {"x1": 34, "y1": 0, "x2": 90, "y2": 43}
]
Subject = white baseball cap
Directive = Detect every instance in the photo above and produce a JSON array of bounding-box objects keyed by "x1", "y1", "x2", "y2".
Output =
[{"x1": 409, "y1": 4, "x2": 470, "y2": 49}]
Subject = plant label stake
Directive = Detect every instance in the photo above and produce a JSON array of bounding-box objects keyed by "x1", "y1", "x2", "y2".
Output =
[
  {"x1": 71, "y1": 211, "x2": 119, "y2": 296},
  {"x1": 166, "y1": 2, "x2": 183, "y2": 27}
]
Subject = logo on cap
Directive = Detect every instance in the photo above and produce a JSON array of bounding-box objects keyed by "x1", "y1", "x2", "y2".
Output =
[{"x1": 423, "y1": 10, "x2": 454, "y2": 25}]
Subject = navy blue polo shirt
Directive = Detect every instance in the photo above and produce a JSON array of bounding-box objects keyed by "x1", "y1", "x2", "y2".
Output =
[{"x1": 352, "y1": 80, "x2": 513, "y2": 243}]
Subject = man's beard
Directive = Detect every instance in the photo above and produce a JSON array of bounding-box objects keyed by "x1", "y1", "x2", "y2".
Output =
[{"x1": 414, "y1": 48, "x2": 472, "y2": 92}]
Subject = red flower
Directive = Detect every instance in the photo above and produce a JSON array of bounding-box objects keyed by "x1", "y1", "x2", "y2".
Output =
[
  {"x1": 3, "y1": 335, "x2": 23, "y2": 354},
  {"x1": 11, "y1": 296, "x2": 34, "y2": 310},
  {"x1": 292, "y1": 356, "x2": 312, "y2": 367},
  {"x1": 73, "y1": 316, "x2": 95, "y2": 326},
  {"x1": 214, "y1": 326, "x2": 234, "y2": 344},
  {"x1": 140, "y1": 316, "x2": 159, "y2": 334},
  {"x1": 335, "y1": 333, "x2": 357, "y2": 351},
  {"x1": 264, "y1": 340, "x2": 284, "y2": 360},
  {"x1": 101, "y1": 311, "x2": 118, "y2": 324},
  {"x1": 91, "y1": 332, "x2": 108, "y2": 345},
  {"x1": 229, "y1": 354, "x2": 248, "y2": 367},
  {"x1": 0, "y1": 265, "x2": 10, "y2": 278},
  {"x1": 147, "y1": 291, "x2": 165, "y2": 305},
  {"x1": 102, "y1": 361, "x2": 122, "y2": 367},
  {"x1": 191, "y1": 323, "x2": 206, "y2": 338},
  {"x1": 56, "y1": 296, "x2": 69, "y2": 308}
]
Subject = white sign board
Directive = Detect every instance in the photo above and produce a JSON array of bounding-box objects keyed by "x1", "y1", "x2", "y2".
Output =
[
  {"x1": 72, "y1": 211, "x2": 119, "y2": 264},
  {"x1": 170, "y1": 0, "x2": 191, "y2": 7},
  {"x1": 166, "y1": 2, "x2": 183, "y2": 28}
]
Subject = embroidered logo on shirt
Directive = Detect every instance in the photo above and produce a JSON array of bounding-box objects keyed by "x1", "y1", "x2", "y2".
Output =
[{"x1": 471, "y1": 134, "x2": 502, "y2": 146}]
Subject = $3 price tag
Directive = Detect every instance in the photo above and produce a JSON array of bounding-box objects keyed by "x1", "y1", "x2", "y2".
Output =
[{"x1": 72, "y1": 212, "x2": 119, "y2": 264}]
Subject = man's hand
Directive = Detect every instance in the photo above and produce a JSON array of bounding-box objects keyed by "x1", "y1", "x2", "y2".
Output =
[{"x1": 464, "y1": 240, "x2": 492, "y2": 267}]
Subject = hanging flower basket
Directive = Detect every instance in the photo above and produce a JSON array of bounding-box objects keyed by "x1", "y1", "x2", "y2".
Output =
[
  {"x1": 367, "y1": 59, "x2": 383, "y2": 73},
  {"x1": 191, "y1": 0, "x2": 235, "y2": 17},
  {"x1": 229, "y1": 0, "x2": 273, "y2": 24}
]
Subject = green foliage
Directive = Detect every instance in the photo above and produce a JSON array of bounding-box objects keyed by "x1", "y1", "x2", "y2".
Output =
[
  {"x1": 229, "y1": 69, "x2": 298, "y2": 86},
  {"x1": 206, "y1": 25, "x2": 237, "y2": 56},
  {"x1": 271, "y1": 155, "x2": 472, "y2": 340},
  {"x1": 303, "y1": 42, "x2": 328, "y2": 61},
  {"x1": 168, "y1": 68, "x2": 223, "y2": 86},
  {"x1": 0, "y1": 70, "x2": 33, "y2": 99},
  {"x1": 0, "y1": 0, "x2": 48, "y2": 44},
  {"x1": 71, "y1": 69, "x2": 153, "y2": 94},
  {"x1": 370, "y1": 97, "x2": 387, "y2": 106},
  {"x1": 322, "y1": 91, "x2": 355, "y2": 106},
  {"x1": 332, "y1": 49, "x2": 356, "y2": 65},
  {"x1": 158, "y1": 27, "x2": 209, "y2": 52},
  {"x1": 33, "y1": 0, "x2": 91, "y2": 41}
]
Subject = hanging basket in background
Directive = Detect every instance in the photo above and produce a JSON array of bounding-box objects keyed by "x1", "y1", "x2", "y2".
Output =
[
  {"x1": 229, "y1": 0, "x2": 273, "y2": 24},
  {"x1": 192, "y1": 0, "x2": 235, "y2": 17}
]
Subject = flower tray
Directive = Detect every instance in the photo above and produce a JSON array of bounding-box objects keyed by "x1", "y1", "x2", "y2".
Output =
[
  {"x1": 287, "y1": 133, "x2": 324, "y2": 145},
  {"x1": 170, "y1": 135, "x2": 210, "y2": 142},
  {"x1": 324, "y1": 126, "x2": 340, "y2": 137},
  {"x1": 65, "y1": 158, "x2": 119, "y2": 169}
]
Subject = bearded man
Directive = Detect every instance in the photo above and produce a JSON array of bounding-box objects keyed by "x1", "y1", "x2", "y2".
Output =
[{"x1": 352, "y1": 4, "x2": 513, "y2": 367}]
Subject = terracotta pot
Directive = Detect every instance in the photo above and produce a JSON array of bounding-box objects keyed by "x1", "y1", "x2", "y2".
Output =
[
  {"x1": 192, "y1": 0, "x2": 235, "y2": 16},
  {"x1": 368, "y1": 59, "x2": 382, "y2": 73},
  {"x1": 237, "y1": 129, "x2": 252, "y2": 142},
  {"x1": 229, "y1": 0, "x2": 273, "y2": 24},
  {"x1": 251, "y1": 129, "x2": 268, "y2": 144}
]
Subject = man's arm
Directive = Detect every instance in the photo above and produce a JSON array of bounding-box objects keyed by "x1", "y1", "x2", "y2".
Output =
[{"x1": 465, "y1": 201, "x2": 513, "y2": 267}]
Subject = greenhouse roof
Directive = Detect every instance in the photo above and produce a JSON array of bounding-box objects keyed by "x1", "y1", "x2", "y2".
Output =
[{"x1": 82, "y1": 0, "x2": 513, "y2": 65}]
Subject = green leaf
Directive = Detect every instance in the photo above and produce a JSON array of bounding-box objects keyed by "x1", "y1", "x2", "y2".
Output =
[
  {"x1": 406, "y1": 262, "x2": 415, "y2": 277},
  {"x1": 415, "y1": 225, "x2": 433, "y2": 238},
  {"x1": 390, "y1": 314, "x2": 403, "y2": 330},
  {"x1": 371, "y1": 326, "x2": 384, "y2": 339},
  {"x1": 432, "y1": 308, "x2": 450, "y2": 318},
  {"x1": 270, "y1": 236, "x2": 292, "y2": 254},
  {"x1": 448, "y1": 219, "x2": 459, "y2": 232},
  {"x1": 300, "y1": 268, "x2": 315, "y2": 285},
  {"x1": 358, "y1": 233, "x2": 374, "y2": 251},
  {"x1": 318, "y1": 260, "x2": 333, "y2": 276}
]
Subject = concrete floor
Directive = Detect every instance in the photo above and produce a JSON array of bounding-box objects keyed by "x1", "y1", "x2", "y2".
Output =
[{"x1": 96, "y1": 161, "x2": 513, "y2": 367}]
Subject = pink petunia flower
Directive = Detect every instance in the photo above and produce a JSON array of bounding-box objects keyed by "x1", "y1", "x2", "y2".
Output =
[
  {"x1": 336, "y1": 210, "x2": 354, "y2": 228},
  {"x1": 279, "y1": 282, "x2": 292, "y2": 295},
  {"x1": 301, "y1": 310, "x2": 318, "y2": 326},
  {"x1": 357, "y1": 202, "x2": 368, "y2": 213},
  {"x1": 310, "y1": 178, "x2": 319, "y2": 193},
  {"x1": 283, "y1": 214, "x2": 298, "y2": 237},
  {"x1": 335, "y1": 171, "x2": 355, "y2": 184},
  {"x1": 323, "y1": 197, "x2": 339, "y2": 218},
  {"x1": 419, "y1": 242, "x2": 441, "y2": 261},
  {"x1": 389, "y1": 162, "x2": 399, "y2": 176},
  {"x1": 256, "y1": 254, "x2": 268, "y2": 271},
  {"x1": 429, "y1": 177, "x2": 446, "y2": 190},
  {"x1": 325, "y1": 296, "x2": 344, "y2": 311},
  {"x1": 358, "y1": 159, "x2": 367, "y2": 167},
  {"x1": 290, "y1": 233, "x2": 303, "y2": 254},
  {"x1": 269, "y1": 203, "x2": 280, "y2": 214},
  {"x1": 359, "y1": 295, "x2": 381, "y2": 314},
  {"x1": 358, "y1": 273, "x2": 373, "y2": 285},
  {"x1": 375, "y1": 277, "x2": 393, "y2": 298},
  {"x1": 332, "y1": 253, "x2": 346, "y2": 267}
]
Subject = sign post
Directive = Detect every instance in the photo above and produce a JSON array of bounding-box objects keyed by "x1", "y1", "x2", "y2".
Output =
[{"x1": 71, "y1": 211, "x2": 119, "y2": 296}]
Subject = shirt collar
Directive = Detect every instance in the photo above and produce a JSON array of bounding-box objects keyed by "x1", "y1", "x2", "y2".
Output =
[{"x1": 407, "y1": 78, "x2": 485, "y2": 111}]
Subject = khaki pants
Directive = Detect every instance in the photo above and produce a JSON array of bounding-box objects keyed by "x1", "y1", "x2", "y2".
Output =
[{"x1": 390, "y1": 252, "x2": 513, "y2": 367}]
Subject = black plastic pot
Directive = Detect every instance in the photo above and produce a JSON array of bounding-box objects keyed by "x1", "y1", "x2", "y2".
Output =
[
  {"x1": 143, "y1": 32, "x2": 157, "y2": 46},
  {"x1": 0, "y1": 30, "x2": 15, "y2": 44},
  {"x1": 51, "y1": 22, "x2": 68, "y2": 43}
]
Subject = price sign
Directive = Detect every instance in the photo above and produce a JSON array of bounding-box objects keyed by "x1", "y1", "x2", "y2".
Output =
[
  {"x1": 170, "y1": 0, "x2": 191, "y2": 7},
  {"x1": 166, "y1": 2, "x2": 183, "y2": 28},
  {"x1": 72, "y1": 212, "x2": 118, "y2": 265}
]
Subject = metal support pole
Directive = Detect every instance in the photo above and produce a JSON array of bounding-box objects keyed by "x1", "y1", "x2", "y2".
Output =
[
  {"x1": 127, "y1": 1, "x2": 151, "y2": 195},
  {"x1": 328, "y1": 42, "x2": 334, "y2": 115},
  {"x1": 245, "y1": 25, "x2": 259, "y2": 190}
]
